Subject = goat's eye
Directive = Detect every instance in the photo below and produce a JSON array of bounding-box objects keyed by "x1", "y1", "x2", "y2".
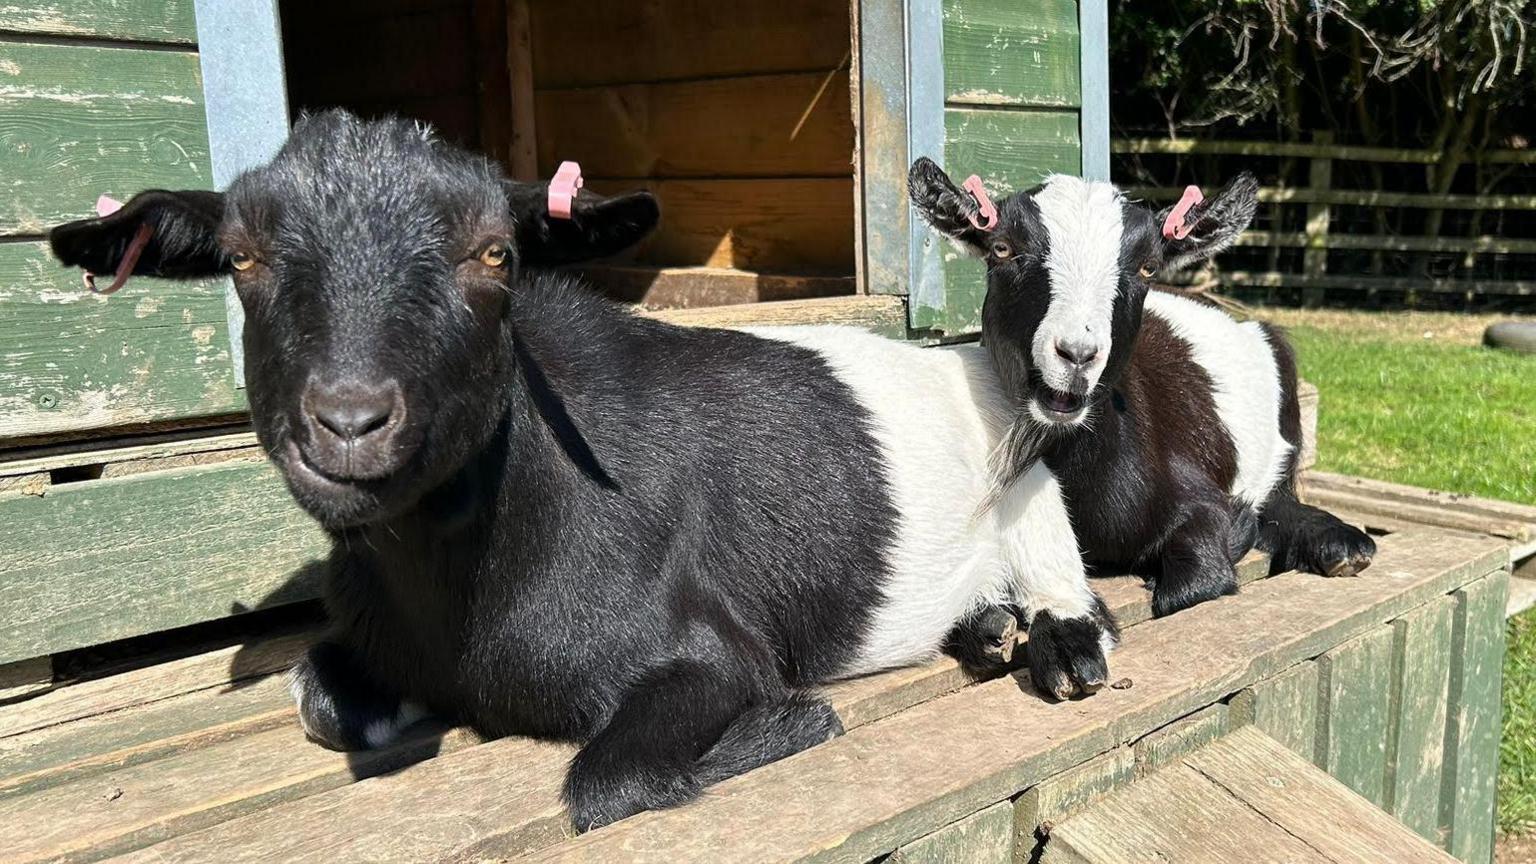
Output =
[
  {"x1": 1138, "y1": 262, "x2": 1157, "y2": 279},
  {"x1": 990, "y1": 240, "x2": 1013, "y2": 259},
  {"x1": 230, "y1": 252, "x2": 256, "y2": 272},
  {"x1": 479, "y1": 244, "x2": 509, "y2": 268}
]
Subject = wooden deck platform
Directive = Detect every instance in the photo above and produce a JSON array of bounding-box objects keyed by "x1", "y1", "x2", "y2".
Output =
[{"x1": 0, "y1": 526, "x2": 1510, "y2": 863}]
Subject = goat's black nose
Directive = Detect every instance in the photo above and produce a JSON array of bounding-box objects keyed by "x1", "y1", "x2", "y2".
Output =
[
  {"x1": 1055, "y1": 339, "x2": 1100, "y2": 368},
  {"x1": 305, "y1": 379, "x2": 403, "y2": 443}
]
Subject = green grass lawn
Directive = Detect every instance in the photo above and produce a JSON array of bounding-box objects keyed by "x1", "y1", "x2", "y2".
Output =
[{"x1": 1251, "y1": 307, "x2": 1536, "y2": 833}]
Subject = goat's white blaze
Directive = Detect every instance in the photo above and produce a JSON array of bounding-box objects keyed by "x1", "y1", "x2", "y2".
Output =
[
  {"x1": 1143, "y1": 292, "x2": 1293, "y2": 506},
  {"x1": 742, "y1": 327, "x2": 1092, "y2": 676},
  {"x1": 1031, "y1": 175, "x2": 1126, "y2": 395}
]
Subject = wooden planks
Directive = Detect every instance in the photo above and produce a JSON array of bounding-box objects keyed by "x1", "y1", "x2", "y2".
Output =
[
  {"x1": 524, "y1": 530, "x2": 1503, "y2": 863},
  {"x1": 918, "y1": 109, "x2": 1082, "y2": 335},
  {"x1": 1231, "y1": 660, "x2": 1322, "y2": 762},
  {"x1": 0, "y1": 40, "x2": 213, "y2": 237},
  {"x1": 0, "y1": 242, "x2": 245, "y2": 442},
  {"x1": 1303, "y1": 471, "x2": 1536, "y2": 544},
  {"x1": 0, "y1": 459, "x2": 328, "y2": 665},
  {"x1": 888, "y1": 801, "x2": 1013, "y2": 864},
  {"x1": 1386, "y1": 597, "x2": 1454, "y2": 842},
  {"x1": 0, "y1": 1, "x2": 196, "y2": 43},
  {"x1": 579, "y1": 265, "x2": 854, "y2": 309},
  {"x1": 1050, "y1": 728, "x2": 1460, "y2": 862},
  {"x1": 943, "y1": 0, "x2": 1080, "y2": 107},
  {"x1": 535, "y1": 72, "x2": 854, "y2": 179},
  {"x1": 592, "y1": 178, "x2": 855, "y2": 273},
  {"x1": 1441, "y1": 573, "x2": 1508, "y2": 863},
  {"x1": 1318, "y1": 626, "x2": 1396, "y2": 806},
  {"x1": 527, "y1": 0, "x2": 851, "y2": 89}
]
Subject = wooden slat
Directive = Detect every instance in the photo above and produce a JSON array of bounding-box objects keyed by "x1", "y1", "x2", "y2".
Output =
[
  {"x1": 1200, "y1": 271, "x2": 1536, "y2": 298},
  {"x1": 0, "y1": 632, "x2": 307, "y2": 741},
  {"x1": 579, "y1": 265, "x2": 854, "y2": 309},
  {"x1": 1180, "y1": 726, "x2": 1458, "y2": 863},
  {"x1": 527, "y1": 0, "x2": 850, "y2": 89},
  {"x1": 1442, "y1": 573, "x2": 1508, "y2": 863},
  {"x1": 0, "y1": 432, "x2": 258, "y2": 480},
  {"x1": 1304, "y1": 472, "x2": 1536, "y2": 542},
  {"x1": 1318, "y1": 626, "x2": 1395, "y2": 806},
  {"x1": 0, "y1": 460, "x2": 327, "y2": 665},
  {"x1": 1235, "y1": 229, "x2": 1536, "y2": 255},
  {"x1": 1132, "y1": 704, "x2": 1226, "y2": 777},
  {"x1": 0, "y1": 243, "x2": 246, "y2": 442},
  {"x1": 0, "y1": 658, "x2": 52, "y2": 702},
  {"x1": 589, "y1": 178, "x2": 855, "y2": 273},
  {"x1": 0, "y1": 40, "x2": 212, "y2": 236},
  {"x1": 524, "y1": 530, "x2": 1503, "y2": 863},
  {"x1": 534, "y1": 72, "x2": 854, "y2": 179},
  {"x1": 1114, "y1": 136, "x2": 1536, "y2": 166},
  {"x1": 920, "y1": 108, "x2": 1081, "y2": 335},
  {"x1": 1387, "y1": 597, "x2": 1453, "y2": 843},
  {"x1": 1015, "y1": 746, "x2": 1134, "y2": 829},
  {"x1": 0, "y1": 1, "x2": 197, "y2": 44},
  {"x1": 1046, "y1": 763, "x2": 1329, "y2": 863},
  {"x1": 942, "y1": 0, "x2": 1080, "y2": 107},
  {"x1": 1230, "y1": 661, "x2": 1321, "y2": 763},
  {"x1": 642, "y1": 294, "x2": 905, "y2": 336},
  {"x1": 1131, "y1": 184, "x2": 1536, "y2": 211},
  {"x1": 888, "y1": 801, "x2": 1013, "y2": 864}
]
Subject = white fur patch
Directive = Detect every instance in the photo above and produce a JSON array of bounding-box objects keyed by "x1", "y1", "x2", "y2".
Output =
[
  {"x1": 1031, "y1": 175, "x2": 1126, "y2": 394},
  {"x1": 742, "y1": 327, "x2": 1093, "y2": 674},
  {"x1": 1143, "y1": 292, "x2": 1293, "y2": 506}
]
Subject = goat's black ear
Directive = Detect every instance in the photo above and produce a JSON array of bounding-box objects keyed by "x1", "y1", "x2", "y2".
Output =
[
  {"x1": 49, "y1": 190, "x2": 228, "y2": 280},
  {"x1": 908, "y1": 157, "x2": 990, "y2": 256},
  {"x1": 1156, "y1": 172, "x2": 1258, "y2": 272},
  {"x1": 505, "y1": 183, "x2": 660, "y2": 266}
]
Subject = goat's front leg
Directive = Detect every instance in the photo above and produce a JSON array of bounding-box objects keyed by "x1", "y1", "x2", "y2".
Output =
[
  {"x1": 992, "y1": 463, "x2": 1119, "y2": 700},
  {"x1": 1152, "y1": 493, "x2": 1245, "y2": 618},
  {"x1": 562, "y1": 658, "x2": 840, "y2": 832},
  {"x1": 289, "y1": 640, "x2": 426, "y2": 751}
]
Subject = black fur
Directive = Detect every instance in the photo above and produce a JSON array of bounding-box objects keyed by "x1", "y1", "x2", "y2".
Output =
[
  {"x1": 50, "y1": 111, "x2": 902, "y2": 830},
  {"x1": 909, "y1": 160, "x2": 1375, "y2": 630},
  {"x1": 1027, "y1": 595, "x2": 1120, "y2": 700}
]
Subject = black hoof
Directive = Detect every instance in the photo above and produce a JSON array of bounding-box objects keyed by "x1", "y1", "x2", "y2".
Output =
[
  {"x1": 1025, "y1": 598, "x2": 1118, "y2": 700},
  {"x1": 944, "y1": 604, "x2": 1022, "y2": 675},
  {"x1": 1313, "y1": 523, "x2": 1377, "y2": 577},
  {"x1": 289, "y1": 642, "x2": 408, "y2": 751}
]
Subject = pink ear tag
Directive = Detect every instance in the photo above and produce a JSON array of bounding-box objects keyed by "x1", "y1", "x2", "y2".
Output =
[
  {"x1": 83, "y1": 195, "x2": 153, "y2": 295},
  {"x1": 1161, "y1": 185, "x2": 1204, "y2": 241},
  {"x1": 548, "y1": 161, "x2": 584, "y2": 220},
  {"x1": 961, "y1": 174, "x2": 998, "y2": 231}
]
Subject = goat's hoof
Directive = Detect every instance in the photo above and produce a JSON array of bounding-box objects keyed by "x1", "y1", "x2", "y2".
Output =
[
  {"x1": 1312, "y1": 524, "x2": 1377, "y2": 578},
  {"x1": 1025, "y1": 610, "x2": 1111, "y2": 701},
  {"x1": 944, "y1": 604, "x2": 1022, "y2": 675}
]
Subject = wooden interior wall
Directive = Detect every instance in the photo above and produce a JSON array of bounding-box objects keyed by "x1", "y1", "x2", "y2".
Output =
[
  {"x1": 279, "y1": 0, "x2": 512, "y2": 160},
  {"x1": 527, "y1": 0, "x2": 857, "y2": 280}
]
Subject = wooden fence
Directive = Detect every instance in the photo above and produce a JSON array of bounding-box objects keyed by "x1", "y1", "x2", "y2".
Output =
[{"x1": 1114, "y1": 136, "x2": 1536, "y2": 304}]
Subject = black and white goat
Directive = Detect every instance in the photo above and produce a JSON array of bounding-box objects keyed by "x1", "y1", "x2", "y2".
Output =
[
  {"x1": 48, "y1": 111, "x2": 1114, "y2": 831},
  {"x1": 909, "y1": 158, "x2": 1377, "y2": 619}
]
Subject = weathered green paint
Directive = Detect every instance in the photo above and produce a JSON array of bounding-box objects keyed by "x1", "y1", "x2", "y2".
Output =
[
  {"x1": 1230, "y1": 661, "x2": 1321, "y2": 764},
  {"x1": 0, "y1": 242, "x2": 244, "y2": 441},
  {"x1": 890, "y1": 801, "x2": 1013, "y2": 863},
  {"x1": 1442, "y1": 572, "x2": 1508, "y2": 864},
  {"x1": 0, "y1": 40, "x2": 212, "y2": 236},
  {"x1": 942, "y1": 0, "x2": 1079, "y2": 108},
  {"x1": 914, "y1": 109, "x2": 1081, "y2": 334},
  {"x1": 1133, "y1": 704, "x2": 1227, "y2": 777},
  {"x1": 1386, "y1": 596, "x2": 1454, "y2": 843},
  {"x1": 1318, "y1": 625, "x2": 1395, "y2": 806},
  {"x1": 0, "y1": 1, "x2": 198, "y2": 44},
  {"x1": 0, "y1": 460, "x2": 328, "y2": 665},
  {"x1": 1014, "y1": 746, "x2": 1134, "y2": 837}
]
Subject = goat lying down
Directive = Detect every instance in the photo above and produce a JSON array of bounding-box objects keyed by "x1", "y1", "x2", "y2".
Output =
[
  {"x1": 48, "y1": 111, "x2": 1115, "y2": 831},
  {"x1": 909, "y1": 159, "x2": 1377, "y2": 627}
]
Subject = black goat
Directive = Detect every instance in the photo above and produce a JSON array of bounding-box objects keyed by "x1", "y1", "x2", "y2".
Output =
[
  {"x1": 909, "y1": 159, "x2": 1376, "y2": 622},
  {"x1": 48, "y1": 112, "x2": 1116, "y2": 831}
]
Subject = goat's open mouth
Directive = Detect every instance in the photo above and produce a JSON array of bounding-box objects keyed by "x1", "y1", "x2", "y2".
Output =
[{"x1": 1035, "y1": 387, "x2": 1085, "y2": 420}]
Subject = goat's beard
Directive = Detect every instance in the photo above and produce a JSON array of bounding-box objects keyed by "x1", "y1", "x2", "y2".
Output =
[{"x1": 975, "y1": 411, "x2": 1057, "y2": 517}]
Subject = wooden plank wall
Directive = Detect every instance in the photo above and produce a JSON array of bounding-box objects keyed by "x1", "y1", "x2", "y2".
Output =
[
  {"x1": 913, "y1": 0, "x2": 1082, "y2": 335},
  {"x1": 0, "y1": 19, "x2": 247, "y2": 445},
  {"x1": 527, "y1": 0, "x2": 857, "y2": 277}
]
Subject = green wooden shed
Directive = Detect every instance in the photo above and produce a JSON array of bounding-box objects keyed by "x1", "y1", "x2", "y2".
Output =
[{"x1": 0, "y1": 3, "x2": 1515, "y2": 863}]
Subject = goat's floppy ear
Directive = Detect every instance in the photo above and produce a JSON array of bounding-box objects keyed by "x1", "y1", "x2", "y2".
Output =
[
  {"x1": 49, "y1": 190, "x2": 228, "y2": 281},
  {"x1": 908, "y1": 157, "x2": 990, "y2": 256},
  {"x1": 1156, "y1": 172, "x2": 1258, "y2": 272},
  {"x1": 506, "y1": 182, "x2": 660, "y2": 266}
]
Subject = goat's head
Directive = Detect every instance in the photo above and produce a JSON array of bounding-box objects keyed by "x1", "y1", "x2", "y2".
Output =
[
  {"x1": 908, "y1": 159, "x2": 1257, "y2": 428},
  {"x1": 50, "y1": 110, "x2": 658, "y2": 528}
]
